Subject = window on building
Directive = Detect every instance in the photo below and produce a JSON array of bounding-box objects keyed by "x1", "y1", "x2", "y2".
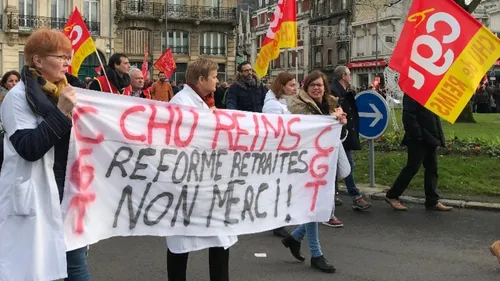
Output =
[
  {"x1": 259, "y1": 0, "x2": 262, "y2": 7},
  {"x1": 372, "y1": 35, "x2": 381, "y2": 55},
  {"x1": 201, "y1": 32, "x2": 226, "y2": 56},
  {"x1": 84, "y1": 0, "x2": 99, "y2": 24},
  {"x1": 297, "y1": 50, "x2": 303, "y2": 66},
  {"x1": 341, "y1": 0, "x2": 346, "y2": 9},
  {"x1": 279, "y1": 51, "x2": 285, "y2": 68},
  {"x1": 329, "y1": 0, "x2": 333, "y2": 13},
  {"x1": 327, "y1": 49, "x2": 332, "y2": 65},
  {"x1": 357, "y1": 37, "x2": 365, "y2": 56},
  {"x1": 339, "y1": 18, "x2": 346, "y2": 34},
  {"x1": 315, "y1": 50, "x2": 321, "y2": 66},
  {"x1": 288, "y1": 51, "x2": 295, "y2": 67},
  {"x1": 172, "y1": 63, "x2": 187, "y2": 82},
  {"x1": 297, "y1": 26, "x2": 301, "y2": 41},
  {"x1": 297, "y1": 0, "x2": 302, "y2": 14},
  {"x1": 217, "y1": 64, "x2": 226, "y2": 82},
  {"x1": 19, "y1": 52, "x2": 24, "y2": 72},
  {"x1": 19, "y1": 0, "x2": 35, "y2": 15},
  {"x1": 339, "y1": 48, "x2": 347, "y2": 61},
  {"x1": 51, "y1": 0, "x2": 67, "y2": 18},
  {"x1": 162, "y1": 30, "x2": 189, "y2": 54}
]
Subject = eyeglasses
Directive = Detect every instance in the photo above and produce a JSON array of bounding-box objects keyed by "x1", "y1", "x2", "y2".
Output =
[
  {"x1": 309, "y1": 83, "x2": 324, "y2": 88},
  {"x1": 47, "y1": 55, "x2": 72, "y2": 62},
  {"x1": 241, "y1": 69, "x2": 253, "y2": 73}
]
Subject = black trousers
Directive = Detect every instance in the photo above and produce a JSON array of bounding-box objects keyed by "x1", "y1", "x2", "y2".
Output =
[
  {"x1": 167, "y1": 247, "x2": 229, "y2": 281},
  {"x1": 386, "y1": 141, "x2": 440, "y2": 207}
]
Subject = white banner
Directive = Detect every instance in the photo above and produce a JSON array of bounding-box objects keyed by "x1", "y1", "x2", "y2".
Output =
[{"x1": 62, "y1": 89, "x2": 342, "y2": 251}]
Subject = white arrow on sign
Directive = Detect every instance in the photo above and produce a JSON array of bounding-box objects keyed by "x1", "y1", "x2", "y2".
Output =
[{"x1": 359, "y1": 103, "x2": 383, "y2": 127}]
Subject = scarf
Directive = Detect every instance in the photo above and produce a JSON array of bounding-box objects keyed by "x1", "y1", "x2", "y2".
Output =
[
  {"x1": 316, "y1": 97, "x2": 331, "y2": 115},
  {"x1": 103, "y1": 66, "x2": 131, "y2": 93},
  {"x1": 236, "y1": 73, "x2": 258, "y2": 88},
  {"x1": 29, "y1": 68, "x2": 68, "y2": 104},
  {"x1": 187, "y1": 83, "x2": 215, "y2": 108}
]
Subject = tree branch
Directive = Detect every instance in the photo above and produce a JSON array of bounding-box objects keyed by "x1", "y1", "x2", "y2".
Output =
[{"x1": 385, "y1": 0, "x2": 404, "y2": 8}]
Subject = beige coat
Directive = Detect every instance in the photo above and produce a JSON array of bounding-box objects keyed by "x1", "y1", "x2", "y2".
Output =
[{"x1": 287, "y1": 89, "x2": 339, "y2": 116}]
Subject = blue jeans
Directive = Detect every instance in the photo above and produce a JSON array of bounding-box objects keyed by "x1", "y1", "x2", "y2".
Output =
[
  {"x1": 343, "y1": 149, "x2": 361, "y2": 199},
  {"x1": 65, "y1": 246, "x2": 91, "y2": 281},
  {"x1": 290, "y1": 222, "x2": 322, "y2": 258}
]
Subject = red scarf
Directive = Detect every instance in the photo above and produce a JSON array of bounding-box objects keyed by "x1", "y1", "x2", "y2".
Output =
[{"x1": 187, "y1": 83, "x2": 215, "y2": 108}]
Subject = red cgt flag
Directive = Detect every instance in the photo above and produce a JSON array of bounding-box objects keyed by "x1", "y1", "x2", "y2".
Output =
[
  {"x1": 153, "y1": 48, "x2": 176, "y2": 79},
  {"x1": 62, "y1": 7, "x2": 97, "y2": 76},
  {"x1": 142, "y1": 44, "x2": 149, "y2": 81}
]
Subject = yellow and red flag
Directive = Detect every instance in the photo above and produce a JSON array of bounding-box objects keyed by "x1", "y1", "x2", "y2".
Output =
[
  {"x1": 62, "y1": 7, "x2": 97, "y2": 77},
  {"x1": 389, "y1": 0, "x2": 500, "y2": 123},
  {"x1": 254, "y1": 0, "x2": 297, "y2": 78}
]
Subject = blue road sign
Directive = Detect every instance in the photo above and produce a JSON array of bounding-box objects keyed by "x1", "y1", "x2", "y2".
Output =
[{"x1": 355, "y1": 90, "x2": 389, "y2": 140}]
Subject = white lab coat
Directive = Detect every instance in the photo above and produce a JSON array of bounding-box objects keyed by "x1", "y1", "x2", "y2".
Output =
[
  {"x1": 0, "y1": 81, "x2": 68, "y2": 281},
  {"x1": 167, "y1": 84, "x2": 238, "y2": 253},
  {"x1": 262, "y1": 90, "x2": 291, "y2": 114}
]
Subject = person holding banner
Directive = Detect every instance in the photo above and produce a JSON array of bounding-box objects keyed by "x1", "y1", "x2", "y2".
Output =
[
  {"x1": 282, "y1": 70, "x2": 346, "y2": 273},
  {"x1": 166, "y1": 58, "x2": 236, "y2": 281},
  {"x1": 262, "y1": 71, "x2": 297, "y2": 238},
  {"x1": 89, "y1": 53, "x2": 131, "y2": 94},
  {"x1": 0, "y1": 29, "x2": 90, "y2": 281}
]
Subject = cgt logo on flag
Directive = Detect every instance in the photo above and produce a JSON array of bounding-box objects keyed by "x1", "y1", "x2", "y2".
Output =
[
  {"x1": 389, "y1": 0, "x2": 500, "y2": 123},
  {"x1": 62, "y1": 7, "x2": 97, "y2": 77}
]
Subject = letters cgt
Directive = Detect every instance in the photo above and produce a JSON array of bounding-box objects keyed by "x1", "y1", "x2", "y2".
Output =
[
  {"x1": 61, "y1": 89, "x2": 342, "y2": 251},
  {"x1": 389, "y1": 0, "x2": 500, "y2": 123}
]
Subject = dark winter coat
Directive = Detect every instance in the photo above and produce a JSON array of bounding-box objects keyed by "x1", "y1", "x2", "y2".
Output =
[
  {"x1": 225, "y1": 78, "x2": 267, "y2": 113},
  {"x1": 330, "y1": 80, "x2": 361, "y2": 150},
  {"x1": 401, "y1": 94, "x2": 445, "y2": 147}
]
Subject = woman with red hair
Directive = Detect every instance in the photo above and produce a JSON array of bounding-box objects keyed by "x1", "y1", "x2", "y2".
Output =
[{"x1": 0, "y1": 29, "x2": 90, "y2": 281}]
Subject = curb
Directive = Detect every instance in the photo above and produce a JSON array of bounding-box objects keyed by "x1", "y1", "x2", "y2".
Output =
[{"x1": 337, "y1": 185, "x2": 500, "y2": 212}]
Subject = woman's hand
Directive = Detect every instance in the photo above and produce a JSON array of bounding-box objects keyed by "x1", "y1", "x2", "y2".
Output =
[
  {"x1": 331, "y1": 111, "x2": 347, "y2": 125},
  {"x1": 57, "y1": 85, "x2": 77, "y2": 115}
]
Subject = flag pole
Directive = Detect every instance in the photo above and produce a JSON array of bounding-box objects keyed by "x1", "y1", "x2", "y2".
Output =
[
  {"x1": 295, "y1": 22, "x2": 299, "y2": 86},
  {"x1": 95, "y1": 50, "x2": 113, "y2": 92}
]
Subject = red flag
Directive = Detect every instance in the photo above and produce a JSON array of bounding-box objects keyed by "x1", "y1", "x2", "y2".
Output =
[
  {"x1": 62, "y1": 7, "x2": 97, "y2": 76},
  {"x1": 95, "y1": 65, "x2": 102, "y2": 75},
  {"x1": 142, "y1": 44, "x2": 149, "y2": 81},
  {"x1": 153, "y1": 48, "x2": 177, "y2": 79}
]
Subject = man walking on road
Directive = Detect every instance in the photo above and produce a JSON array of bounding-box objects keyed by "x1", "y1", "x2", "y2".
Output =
[{"x1": 385, "y1": 94, "x2": 452, "y2": 211}]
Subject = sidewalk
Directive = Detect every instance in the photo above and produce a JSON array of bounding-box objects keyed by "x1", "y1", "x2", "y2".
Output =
[{"x1": 338, "y1": 184, "x2": 500, "y2": 212}]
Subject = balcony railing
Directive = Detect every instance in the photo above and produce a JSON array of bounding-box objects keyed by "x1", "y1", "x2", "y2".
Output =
[
  {"x1": 116, "y1": 0, "x2": 237, "y2": 23},
  {"x1": 200, "y1": 46, "x2": 226, "y2": 56},
  {"x1": 7, "y1": 14, "x2": 100, "y2": 36},
  {"x1": 166, "y1": 46, "x2": 189, "y2": 55}
]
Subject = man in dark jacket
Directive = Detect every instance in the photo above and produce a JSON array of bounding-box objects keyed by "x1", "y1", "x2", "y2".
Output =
[
  {"x1": 225, "y1": 61, "x2": 267, "y2": 112},
  {"x1": 329, "y1": 66, "x2": 371, "y2": 215},
  {"x1": 385, "y1": 95, "x2": 452, "y2": 211},
  {"x1": 89, "y1": 53, "x2": 131, "y2": 94}
]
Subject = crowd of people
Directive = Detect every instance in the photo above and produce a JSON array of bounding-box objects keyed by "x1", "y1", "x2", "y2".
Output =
[{"x1": 0, "y1": 29, "x2": 498, "y2": 281}]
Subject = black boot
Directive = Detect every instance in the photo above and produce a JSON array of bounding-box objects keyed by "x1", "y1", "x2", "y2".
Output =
[
  {"x1": 273, "y1": 227, "x2": 289, "y2": 238},
  {"x1": 311, "y1": 256, "x2": 336, "y2": 273},
  {"x1": 281, "y1": 235, "x2": 305, "y2": 261}
]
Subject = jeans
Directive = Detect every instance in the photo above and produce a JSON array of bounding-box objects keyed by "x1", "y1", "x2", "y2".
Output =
[
  {"x1": 343, "y1": 149, "x2": 361, "y2": 199},
  {"x1": 65, "y1": 246, "x2": 90, "y2": 281},
  {"x1": 291, "y1": 222, "x2": 322, "y2": 258}
]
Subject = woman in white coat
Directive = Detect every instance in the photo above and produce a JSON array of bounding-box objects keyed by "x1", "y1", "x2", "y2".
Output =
[
  {"x1": 0, "y1": 29, "x2": 90, "y2": 281},
  {"x1": 167, "y1": 58, "x2": 237, "y2": 281},
  {"x1": 262, "y1": 71, "x2": 297, "y2": 238}
]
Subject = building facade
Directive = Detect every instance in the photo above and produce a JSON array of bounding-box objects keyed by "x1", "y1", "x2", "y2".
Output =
[
  {"x1": 472, "y1": 0, "x2": 500, "y2": 83},
  {"x1": 249, "y1": 0, "x2": 310, "y2": 83},
  {"x1": 308, "y1": 0, "x2": 353, "y2": 81},
  {"x1": 0, "y1": 0, "x2": 238, "y2": 82},
  {"x1": 116, "y1": 0, "x2": 238, "y2": 83},
  {"x1": 348, "y1": 0, "x2": 407, "y2": 89},
  {"x1": 0, "y1": 0, "x2": 109, "y2": 79}
]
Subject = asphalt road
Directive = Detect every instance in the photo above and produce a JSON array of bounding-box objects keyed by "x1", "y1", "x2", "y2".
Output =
[{"x1": 87, "y1": 195, "x2": 500, "y2": 281}]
